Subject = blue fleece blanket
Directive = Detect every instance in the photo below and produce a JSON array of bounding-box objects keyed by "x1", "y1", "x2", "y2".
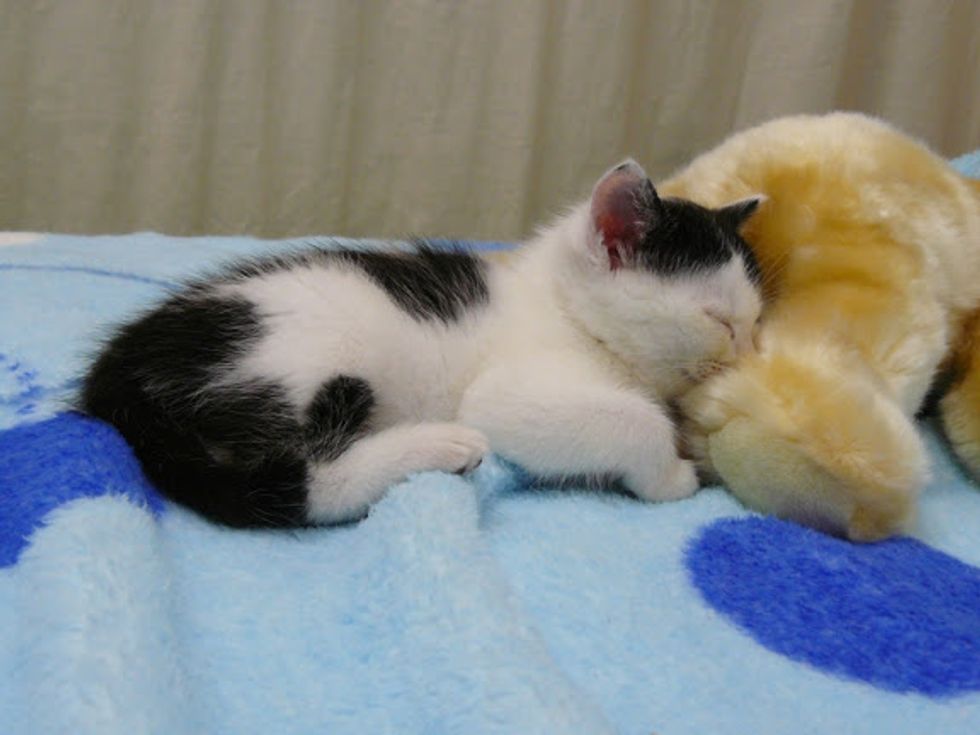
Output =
[{"x1": 2, "y1": 156, "x2": 980, "y2": 735}]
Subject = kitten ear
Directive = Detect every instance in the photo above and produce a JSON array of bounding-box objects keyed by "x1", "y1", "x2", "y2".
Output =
[
  {"x1": 589, "y1": 159, "x2": 660, "y2": 270},
  {"x1": 716, "y1": 195, "x2": 766, "y2": 231}
]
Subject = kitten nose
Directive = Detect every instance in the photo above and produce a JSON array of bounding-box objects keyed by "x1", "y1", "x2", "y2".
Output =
[{"x1": 734, "y1": 326, "x2": 757, "y2": 357}]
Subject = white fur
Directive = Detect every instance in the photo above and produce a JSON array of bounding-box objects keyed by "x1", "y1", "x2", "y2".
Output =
[
  {"x1": 308, "y1": 422, "x2": 489, "y2": 521},
  {"x1": 220, "y1": 172, "x2": 761, "y2": 523}
]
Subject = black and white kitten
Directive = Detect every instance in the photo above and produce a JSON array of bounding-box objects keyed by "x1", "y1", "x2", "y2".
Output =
[{"x1": 81, "y1": 161, "x2": 763, "y2": 527}]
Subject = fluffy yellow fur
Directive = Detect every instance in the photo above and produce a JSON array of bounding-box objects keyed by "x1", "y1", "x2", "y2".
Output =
[{"x1": 661, "y1": 113, "x2": 980, "y2": 541}]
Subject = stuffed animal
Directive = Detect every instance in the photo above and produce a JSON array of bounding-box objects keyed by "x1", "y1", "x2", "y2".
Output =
[{"x1": 659, "y1": 112, "x2": 980, "y2": 541}]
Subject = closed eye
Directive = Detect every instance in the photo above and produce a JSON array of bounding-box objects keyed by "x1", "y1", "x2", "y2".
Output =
[{"x1": 705, "y1": 309, "x2": 735, "y2": 340}]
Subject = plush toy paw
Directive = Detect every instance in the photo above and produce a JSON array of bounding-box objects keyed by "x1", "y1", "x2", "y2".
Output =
[{"x1": 680, "y1": 337, "x2": 929, "y2": 541}]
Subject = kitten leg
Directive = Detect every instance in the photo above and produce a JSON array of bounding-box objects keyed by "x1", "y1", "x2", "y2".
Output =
[
  {"x1": 306, "y1": 422, "x2": 489, "y2": 523},
  {"x1": 459, "y1": 365, "x2": 698, "y2": 502},
  {"x1": 940, "y1": 310, "x2": 980, "y2": 479}
]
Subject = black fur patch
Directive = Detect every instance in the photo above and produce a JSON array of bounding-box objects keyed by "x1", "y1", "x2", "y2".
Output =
[
  {"x1": 220, "y1": 240, "x2": 490, "y2": 324},
  {"x1": 80, "y1": 294, "x2": 310, "y2": 528},
  {"x1": 81, "y1": 294, "x2": 262, "y2": 412},
  {"x1": 304, "y1": 376, "x2": 375, "y2": 462},
  {"x1": 338, "y1": 243, "x2": 490, "y2": 323},
  {"x1": 637, "y1": 199, "x2": 762, "y2": 283}
]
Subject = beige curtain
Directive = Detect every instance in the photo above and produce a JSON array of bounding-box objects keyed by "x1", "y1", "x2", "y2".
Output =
[{"x1": 1, "y1": 0, "x2": 978, "y2": 241}]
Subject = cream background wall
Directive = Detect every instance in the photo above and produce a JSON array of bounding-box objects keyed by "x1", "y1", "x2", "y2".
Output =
[{"x1": 1, "y1": 0, "x2": 978, "y2": 240}]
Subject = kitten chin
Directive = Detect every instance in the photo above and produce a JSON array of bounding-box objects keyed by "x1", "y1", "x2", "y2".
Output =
[{"x1": 682, "y1": 359, "x2": 731, "y2": 384}]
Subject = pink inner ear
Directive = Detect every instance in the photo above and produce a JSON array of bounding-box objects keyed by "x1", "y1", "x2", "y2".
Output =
[
  {"x1": 591, "y1": 170, "x2": 650, "y2": 270},
  {"x1": 595, "y1": 209, "x2": 642, "y2": 270}
]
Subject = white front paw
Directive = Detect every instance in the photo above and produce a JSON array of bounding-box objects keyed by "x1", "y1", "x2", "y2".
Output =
[
  {"x1": 660, "y1": 459, "x2": 700, "y2": 500},
  {"x1": 414, "y1": 423, "x2": 489, "y2": 475},
  {"x1": 631, "y1": 458, "x2": 699, "y2": 502}
]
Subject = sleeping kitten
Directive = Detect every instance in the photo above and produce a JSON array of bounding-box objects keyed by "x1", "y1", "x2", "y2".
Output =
[{"x1": 80, "y1": 160, "x2": 763, "y2": 527}]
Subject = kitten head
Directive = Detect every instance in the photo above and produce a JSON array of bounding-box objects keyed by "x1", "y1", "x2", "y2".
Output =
[{"x1": 565, "y1": 159, "x2": 764, "y2": 393}]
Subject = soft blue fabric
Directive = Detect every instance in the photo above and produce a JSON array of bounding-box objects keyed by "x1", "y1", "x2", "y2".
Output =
[
  {"x1": 687, "y1": 516, "x2": 980, "y2": 696},
  {"x1": 0, "y1": 413, "x2": 164, "y2": 566},
  {"x1": 954, "y1": 148, "x2": 980, "y2": 179},
  {"x1": 0, "y1": 150, "x2": 979, "y2": 734}
]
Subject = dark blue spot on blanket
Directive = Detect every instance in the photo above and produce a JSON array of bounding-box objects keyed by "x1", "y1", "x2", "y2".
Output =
[
  {"x1": 0, "y1": 412, "x2": 165, "y2": 567},
  {"x1": 686, "y1": 516, "x2": 980, "y2": 696}
]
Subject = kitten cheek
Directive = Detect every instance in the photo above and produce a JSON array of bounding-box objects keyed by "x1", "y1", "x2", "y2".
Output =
[{"x1": 714, "y1": 337, "x2": 737, "y2": 365}]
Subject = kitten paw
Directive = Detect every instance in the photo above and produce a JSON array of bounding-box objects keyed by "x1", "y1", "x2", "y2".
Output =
[
  {"x1": 632, "y1": 459, "x2": 699, "y2": 502},
  {"x1": 413, "y1": 423, "x2": 489, "y2": 475},
  {"x1": 660, "y1": 459, "x2": 700, "y2": 500}
]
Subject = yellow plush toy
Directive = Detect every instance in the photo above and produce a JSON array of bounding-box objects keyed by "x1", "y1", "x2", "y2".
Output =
[{"x1": 659, "y1": 112, "x2": 980, "y2": 541}]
